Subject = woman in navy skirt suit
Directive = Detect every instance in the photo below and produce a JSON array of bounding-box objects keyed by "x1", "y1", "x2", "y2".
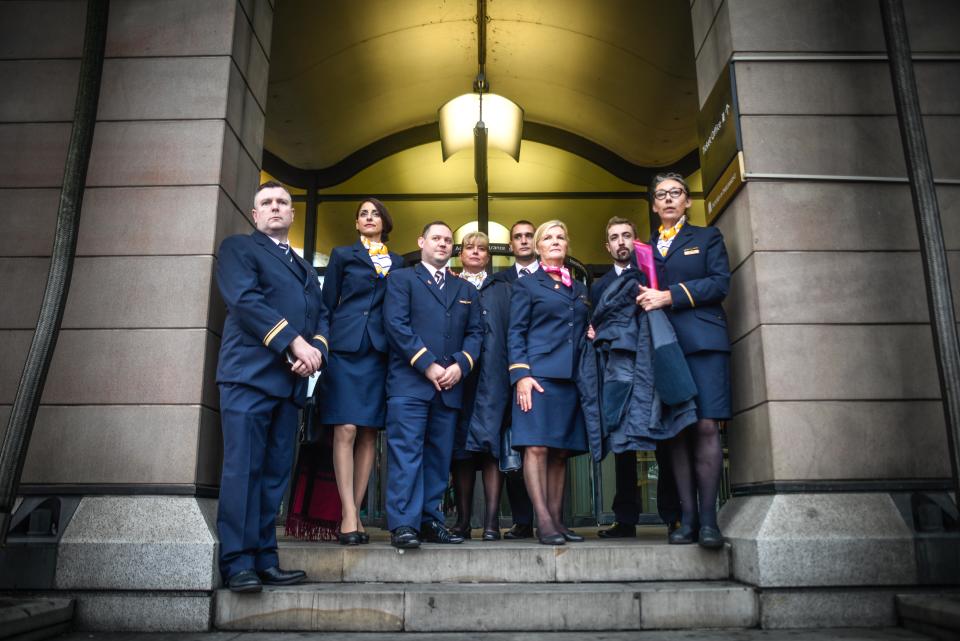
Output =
[
  {"x1": 637, "y1": 172, "x2": 732, "y2": 550},
  {"x1": 318, "y1": 198, "x2": 403, "y2": 544},
  {"x1": 508, "y1": 220, "x2": 591, "y2": 545}
]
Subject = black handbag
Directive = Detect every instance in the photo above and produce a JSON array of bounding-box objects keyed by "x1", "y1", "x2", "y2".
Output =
[
  {"x1": 499, "y1": 426, "x2": 522, "y2": 473},
  {"x1": 298, "y1": 385, "x2": 324, "y2": 444}
]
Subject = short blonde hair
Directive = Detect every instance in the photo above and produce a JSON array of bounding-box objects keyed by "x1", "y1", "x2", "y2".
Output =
[
  {"x1": 533, "y1": 220, "x2": 571, "y2": 256},
  {"x1": 461, "y1": 231, "x2": 489, "y2": 247}
]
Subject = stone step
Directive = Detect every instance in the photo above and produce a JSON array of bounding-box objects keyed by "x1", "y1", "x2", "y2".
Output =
[
  {"x1": 0, "y1": 597, "x2": 74, "y2": 641},
  {"x1": 277, "y1": 538, "x2": 730, "y2": 583},
  {"x1": 214, "y1": 581, "x2": 758, "y2": 631},
  {"x1": 897, "y1": 594, "x2": 960, "y2": 641}
]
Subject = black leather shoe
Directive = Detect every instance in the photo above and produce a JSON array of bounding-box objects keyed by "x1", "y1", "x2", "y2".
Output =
[
  {"x1": 358, "y1": 531, "x2": 370, "y2": 544},
  {"x1": 668, "y1": 524, "x2": 699, "y2": 545},
  {"x1": 338, "y1": 530, "x2": 361, "y2": 546},
  {"x1": 450, "y1": 524, "x2": 473, "y2": 540},
  {"x1": 482, "y1": 529, "x2": 501, "y2": 541},
  {"x1": 420, "y1": 520, "x2": 465, "y2": 544},
  {"x1": 598, "y1": 522, "x2": 637, "y2": 539},
  {"x1": 561, "y1": 529, "x2": 585, "y2": 542},
  {"x1": 503, "y1": 523, "x2": 534, "y2": 539},
  {"x1": 227, "y1": 569, "x2": 262, "y2": 593},
  {"x1": 538, "y1": 532, "x2": 566, "y2": 545},
  {"x1": 391, "y1": 526, "x2": 421, "y2": 549},
  {"x1": 258, "y1": 566, "x2": 306, "y2": 586},
  {"x1": 698, "y1": 525, "x2": 725, "y2": 550}
]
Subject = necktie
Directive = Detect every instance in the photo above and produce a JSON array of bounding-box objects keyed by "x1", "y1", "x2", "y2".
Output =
[
  {"x1": 435, "y1": 270, "x2": 445, "y2": 290},
  {"x1": 519, "y1": 267, "x2": 530, "y2": 278},
  {"x1": 278, "y1": 242, "x2": 293, "y2": 262}
]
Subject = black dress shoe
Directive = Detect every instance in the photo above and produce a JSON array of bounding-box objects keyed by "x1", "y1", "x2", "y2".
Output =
[
  {"x1": 227, "y1": 569, "x2": 262, "y2": 593},
  {"x1": 561, "y1": 529, "x2": 585, "y2": 542},
  {"x1": 358, "y1": 531, "x2": 370, "y2": 544},
  {"x1": 420, "y1": 520, "x2": 465, "y2": 544},
  {"x1": 598, "y1": 522, "x2": 637, "y2": 539},
  {"x1": 391, "y1": 526, "x2": 421, "y2": 549},
  {"x1": 450, "y1": 525, "x2": 473, "y2": 540},
  {"x1": 698, "y1": 525, "x2": 725, "y2": 550},
  {"x1": 338, "y1": 530, "x2": 361, "y2": 546},
  {"x1": 482, "y1": 529, "x2": 501, "y2": 541},
  {"x1": 503, "y1": 523, "x2": 534, "y2": 539},
  {"x1": 668, "y1": 524, "x2": 699, "y2": 545},
  {"x1": 258, "y1": 566, "x2": 306, "y2": 586},
  {"x1": 537, "y1": 532, "x2": 566, "y2": 545}
]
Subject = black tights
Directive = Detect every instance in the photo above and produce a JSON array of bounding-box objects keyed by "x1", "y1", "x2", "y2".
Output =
[
  {"x1": 667, "y1": 419, "x2": 723, "y2": 529},
  {"x1": 452, "y1": 454, "x2": 503, "y2": 531}
]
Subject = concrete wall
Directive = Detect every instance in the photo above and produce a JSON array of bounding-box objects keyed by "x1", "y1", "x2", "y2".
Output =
[
  {"x1": 691, "y1": 0, "x2": 960, "y2": 489},
  {"x1": 0, "y1": 0, "x2": 273, "y2": 493}
]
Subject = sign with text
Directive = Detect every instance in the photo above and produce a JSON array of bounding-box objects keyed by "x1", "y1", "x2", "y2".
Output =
[
  {"x1": 697, "y1": 64, "x2": 742, "y2": 196},
  {"x1": 705, "y1": 152, "x2": 745, "y2": 225}
]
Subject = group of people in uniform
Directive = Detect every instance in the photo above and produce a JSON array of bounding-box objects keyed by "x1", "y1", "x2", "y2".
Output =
[{"x1": 213, "y1": 173, "x2": 732, "y2": 593}]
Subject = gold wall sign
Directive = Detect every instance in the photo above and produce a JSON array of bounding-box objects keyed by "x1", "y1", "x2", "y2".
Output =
[
  {"x1": 697, "y1": 63, "x2": 742, "y2": 196},
  {"x1": 705, "y1": 152, "x2": 745, "y2": 225}
]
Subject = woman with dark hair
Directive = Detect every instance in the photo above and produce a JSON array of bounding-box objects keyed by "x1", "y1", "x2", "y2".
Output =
[
  {"x1": 637, "y1": 173, "x2": 731, "y2": 549},
  {"x1": 450, "y1": 231, "x2": 512, "y2": 540},
  {"x1": 508, "y1": 220, "x2": 591, "y2": 545},
  {"x1": 314, "y1": 198, "x2": 403, "y2": 544}
]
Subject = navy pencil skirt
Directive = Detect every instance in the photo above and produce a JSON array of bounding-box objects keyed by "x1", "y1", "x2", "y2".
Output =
[
  {"x1": 317, "y1": 331, "x2": 388, "y2": 429},
  {"x1": 510, "y1": 377, "x2": 588, "y2": 454}
]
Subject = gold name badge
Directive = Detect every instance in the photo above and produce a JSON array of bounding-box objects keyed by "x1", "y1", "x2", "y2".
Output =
[{"x1": 684, "y1": 247, "x2": 700, "y2": 255}]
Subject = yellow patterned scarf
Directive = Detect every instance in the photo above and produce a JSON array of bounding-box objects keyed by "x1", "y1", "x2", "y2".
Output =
[
  {"x1": 657, "y1": 216, "x2": 686, "y2": 257},
  {"x1": 362, "y1": 237, "x2": 392, "y2": 277}
]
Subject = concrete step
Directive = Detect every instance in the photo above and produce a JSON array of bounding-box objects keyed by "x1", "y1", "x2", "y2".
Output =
[
  {"x1": 0, "y1": 597, "x2": 74, "y2": 641},
  {"x1": 897, "y1": 593, "x2": 960, "y2": 641},
  {"x1": 214, "y1": 581, "x2": 758, "y2": 631},
  {"x1": 277, "y1": 538, "x2": 730, "y2": 583}
]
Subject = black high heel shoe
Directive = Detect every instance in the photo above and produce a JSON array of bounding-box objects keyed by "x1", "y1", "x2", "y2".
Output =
[
  {"x1": 698, "y1": 525, "x2": 724, "y2": 549},
  {"x1": 560, "y1": 529, "x2": 584, "y2": 542},
  {"x1": 358, "y1": 531, "x2": 370, "y2": 544},
  {"x1": 482, "y1": 529, "x2": 501, "y2": 541},
  {"x1": 338, "y1": 530, "x2": 361, "y2": 545},
  {"x1": 450, "y1": 525, "x2": 473, "y2": 540},
  {"x1": 667, "y1": 524, "x2": 699, "y2": 545}
]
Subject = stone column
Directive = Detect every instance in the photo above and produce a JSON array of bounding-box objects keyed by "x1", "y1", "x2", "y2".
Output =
[
  {"x1": 691, "y1": 0, "x2": 960, "y2": 628},
  {"x1": 0, "y1": 0, "x2": 273, "y2": 630}
]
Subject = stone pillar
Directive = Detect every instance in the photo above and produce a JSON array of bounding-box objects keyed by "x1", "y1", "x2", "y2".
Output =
[
  {"x1": 0, "y1": 0, "x2": 273, "y2": 630},
  {"x1": 691, "y1": 0, "x2": 960, "y2": 628}
]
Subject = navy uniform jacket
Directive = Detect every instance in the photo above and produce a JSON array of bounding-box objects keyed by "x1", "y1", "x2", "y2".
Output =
[
  {"x1": 322, "y1": 240, "x2": 404, "y2": 353},
  {"x1": 508, "y1": 269, "x2": 591, "y2": 385},
  {"x1": 651, "y1": 224, "x2": 731, "y2": 354},
  {"x1": 589, "y1": 269, "x2": 618, "y2": 309},
  {"x1": 216, "y1": 230, "x2": 329, "y2": 404},
  {"x1": 384, "y1": 264, "x2": 483, "y2": 408}
]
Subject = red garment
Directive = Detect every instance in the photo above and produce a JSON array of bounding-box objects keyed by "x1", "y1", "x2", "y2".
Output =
[{"x1": 284, "y1": 427, "x2": 342, "y2": 541}]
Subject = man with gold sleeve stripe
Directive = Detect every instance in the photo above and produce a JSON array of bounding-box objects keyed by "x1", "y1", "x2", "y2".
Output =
[{"x1": 214, "y1": 181, "x2": 329, "y2": 593}]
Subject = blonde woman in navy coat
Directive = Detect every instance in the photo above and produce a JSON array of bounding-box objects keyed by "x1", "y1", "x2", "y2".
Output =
[
  {"x1": 637, "y1": 172, "x2": 731, "y2": 550},
  {"x1": 317, "y1": 198, "x2": 403, "y2": 545},
  {"x1": 508, "y1": 220, "x2": 591, "y2": 545}
]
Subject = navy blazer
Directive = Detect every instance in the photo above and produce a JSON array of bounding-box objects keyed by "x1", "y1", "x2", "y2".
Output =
[
  {"x1": 508, "y1": 269, "x2": 591, "y2": 385},
  {"x1": 216, "y1": 230, "x2": 329, "y2": 404},
  {"x1": 322, "y1": 240, "x2": 404, "y2": 354},
  {"x1": 384, "y1": 264, "x2": 483, "y2": 408},
  {"x1": 589, "y1": 268, "x2": 618, "y2": 309},
  {"x1": 651, "y1": 223, "x2": 731, "y2": 354}
]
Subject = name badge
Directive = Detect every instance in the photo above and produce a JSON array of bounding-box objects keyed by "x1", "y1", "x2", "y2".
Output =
[
  {"x1": 684, "y1": 247, "x2": 700, "y2": 256},
  {"x1": 458, "y1": 299, "x2": 472, "y2": 304}
]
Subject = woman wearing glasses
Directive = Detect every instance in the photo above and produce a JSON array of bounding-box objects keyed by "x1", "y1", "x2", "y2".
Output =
[
  {"x1": 317, "y1": 198, "x2": 404, "y2": 544},
  {"x1": 637, "y1": 173, "x2": 731, "y2": 549},
  {"x1": 508, "y1": 220, "x2": 591, "y2": 545}
]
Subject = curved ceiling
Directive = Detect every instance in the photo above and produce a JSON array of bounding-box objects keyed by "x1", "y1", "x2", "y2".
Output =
[{"x1": 265, "y1": 0, "x2": 699, "y2": 171}]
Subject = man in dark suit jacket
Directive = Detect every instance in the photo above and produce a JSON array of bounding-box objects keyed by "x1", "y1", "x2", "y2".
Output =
[
  {"x1": 383, "y1": 221, "x2": 483, "y2": 548},
  {"x1": 492, "y1": 220, "x2": 538, "y2": 539},
  {"x1": 591, "y1": 217, "x2": 681, "y2": 539},
  {"x1": 215, "y1": 181, "x2": 329, "y2": 592}
]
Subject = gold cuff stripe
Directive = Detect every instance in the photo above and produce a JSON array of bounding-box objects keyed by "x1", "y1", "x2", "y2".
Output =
[
  {"x1": 509, "y1": 363, "x2": 530, "y2": 371},
  {"x1": 263, "y1": 319, "x2": 288, "y2": 347},
  {"x1": 678, "y1": 282, "x2": 696, "y2": 308},
  {"x1": 313, "y1": 335, "x2": 328, "y2": 350},
  {"x1": 463, "y1": 351, "x2": 474, "y2": 371},
  {"x1": 410, "y1": 347, "x2": 428, "y2": 367}
]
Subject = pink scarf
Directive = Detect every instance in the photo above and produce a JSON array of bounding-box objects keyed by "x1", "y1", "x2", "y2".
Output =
[{"x1": 540, "y1": 263, "x2": 572, "y2": 287}]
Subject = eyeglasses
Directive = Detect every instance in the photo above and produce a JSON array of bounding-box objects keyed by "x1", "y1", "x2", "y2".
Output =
[
  {"x1": 358, "y1": 209, "x2": 382, "y2": 218},
  {"x1": 653, "y1": 188, "x2": 687, "y2": 201}
]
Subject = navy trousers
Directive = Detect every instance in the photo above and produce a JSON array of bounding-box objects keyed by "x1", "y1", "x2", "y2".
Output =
[
  {"x1": 217, "y1": 382, "x2": 298, "y2": 580},
  {"x1": 385, "y1": 394, "x2": 458, "y2": 531}
]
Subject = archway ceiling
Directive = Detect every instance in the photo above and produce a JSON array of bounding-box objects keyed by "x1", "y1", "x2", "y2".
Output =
[{"x1": 265, "y1": 0, "x2": 699, "y2": 172}]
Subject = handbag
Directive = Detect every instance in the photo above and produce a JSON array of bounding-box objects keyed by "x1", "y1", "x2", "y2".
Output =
[
  {"x1": 499, "y1": 426, "x2": 522, "y2": 473},
  {"x1": 298, "y1": 389, "x2": 324, "y2": 444}
]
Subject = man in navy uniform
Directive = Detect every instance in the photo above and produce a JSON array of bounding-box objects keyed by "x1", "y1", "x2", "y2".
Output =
[
  {"x1": 492, "y1": 220, "x2": 538, "y2": 539},
  {"x1": 591, "y1": 217, "x2": 681, "y2": 538},
  {"x1": 215, "y1": 181, "x2": 329, "y2": 592},
  {"x1": 384, "y1": 221, "x2": 483, "y2": 548}
]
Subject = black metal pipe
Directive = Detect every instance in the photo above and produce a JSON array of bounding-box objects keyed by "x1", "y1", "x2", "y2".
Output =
[
  {"x1": 475, "y1": 124, "x2": 489, "y2": 234},
  {"x1": 303, "y1": 173, "x2": 318, "y2": 266},
  {"x1": 880, "y1": 0, "x2": 960, "y2": 508},
  {"x1": 0, "y1": 0, "x2": 109, "y2": 543}
]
